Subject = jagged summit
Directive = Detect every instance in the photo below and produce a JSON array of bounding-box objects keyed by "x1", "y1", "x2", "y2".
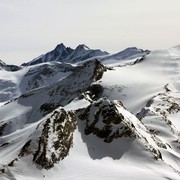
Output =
[
  {"x1": 54, "y1": 43, "x2": 66, "y2": 51},
  {"x1": 22, "y1": 43, "x2": 74, "y2": 66},
  {"x1": 21, "y1": 43, "x2": 150, "y2": 66},
  {"x1": 22, "y1": 43, "x2": 108, "y2": 66}
]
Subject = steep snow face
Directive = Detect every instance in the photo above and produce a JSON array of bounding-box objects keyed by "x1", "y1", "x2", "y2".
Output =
[
  {"x1": 137, "y1": 89, "x2": 180, "y2": 171},
  {"x1": 111, "y1": 47, "x2": 150, "y2": 59},
  {"x1": 101, "y1": 47, "x2": 150, "y2": 66}
]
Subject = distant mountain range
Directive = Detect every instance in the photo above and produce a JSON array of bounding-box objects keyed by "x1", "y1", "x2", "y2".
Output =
[
  {"x1": 0, "y1": 44, "x2": 180, "y2": 180},
  {"x1": 21, "y1": 43, "x2": 108, "y2": 66},
  {"x1": 21, "y1": 43, "x2": 150, "y2": 66}
]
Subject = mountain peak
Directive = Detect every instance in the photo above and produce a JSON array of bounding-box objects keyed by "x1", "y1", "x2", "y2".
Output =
[
  {"x1": 54, "y1": 43, "x2": 66, "y2": 51},
  {"x1": 75, "y1": 44, "x2": 90, "y2": 51}
]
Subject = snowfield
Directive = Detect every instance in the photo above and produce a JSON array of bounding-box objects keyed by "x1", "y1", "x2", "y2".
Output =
[{"x1": 0, "y1": 44, "x2": 180, "y2": 180}]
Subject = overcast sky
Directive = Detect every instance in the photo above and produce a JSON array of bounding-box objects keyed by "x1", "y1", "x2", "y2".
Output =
[{"x1": 1, "y1": 0, "x2": 180, "y2": 65}]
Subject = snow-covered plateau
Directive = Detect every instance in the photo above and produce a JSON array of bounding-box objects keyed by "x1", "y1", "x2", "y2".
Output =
[{"x1": 0, "y1": 44, "x2": 180, "y2": 180}]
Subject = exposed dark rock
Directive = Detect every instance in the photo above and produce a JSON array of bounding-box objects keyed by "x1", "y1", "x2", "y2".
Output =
[
  {"x1": 6, "y1": 65, "x2": 21, "y2": 71},
  {"x1": 8, "y1": 158, "x2": 18, "y2": 167},
  {"x1": 77, "y1": 98, "x2": 136, "y2": 143},
  {"x1": 92, "y1": 60, "x2": 106, "y2": 81},
  {"x1": 164, "y1": 84, "x2": 171, "y2": 92},
  {"x1": 0, "y1": 123, "x2": 7, "y2": 136},
  {"x1": 82, "y1": 84, "x2": 104, "y2": 101},
  {"x1": 40, "y1": 103, "x2": 55, "y2": 115},
  {"x1": 0, "y1": 60, "x2": 6, "y2": 67},
  {"x1": 33, "y1": 109, "x2": 76, "y2": 169},
  {"x1": 19, "y1": 140, "x2": 32, "y2": 157},
  {"x1": 133, "y1": 56, "x2": 145, "y2": 65},
  {"x1": 0, "y1": 142, "x2": 9, "y2": 147},
  {"x1": 0, "y1": 168, "x2": 5, "y2": 173},
  {"x1": 0, "y1": 60, "x2": 21, "y2": 71}
]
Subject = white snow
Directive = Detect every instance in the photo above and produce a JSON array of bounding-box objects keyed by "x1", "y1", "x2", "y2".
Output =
[
  {"x1": 0, "y1": 45, "x2": 180, "y2": 180},
  {"x1": 100, "y1": 47, "x2": 180, "y2": 114}
]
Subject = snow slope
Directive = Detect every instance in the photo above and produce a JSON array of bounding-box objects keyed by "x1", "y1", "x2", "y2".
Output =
[
  {"x1": 100, "y1": 46, "x2": 180, "y2": 113},
  {"x1": 0, "y1": 45, "x2": 180, "y2": 180}
]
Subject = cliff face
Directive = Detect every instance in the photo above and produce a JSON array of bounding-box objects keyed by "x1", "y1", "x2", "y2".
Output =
[{"x1": 31, "y1": 109, "x2": 76, "y2": 169}]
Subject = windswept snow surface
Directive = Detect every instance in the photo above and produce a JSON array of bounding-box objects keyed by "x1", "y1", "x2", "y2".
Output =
[
  {"x1": 0, "y1": 45, "x2": 180, "y2": 180},
  {"x1": 101, "y1": 47, "x2": 180, "y2": 113}
]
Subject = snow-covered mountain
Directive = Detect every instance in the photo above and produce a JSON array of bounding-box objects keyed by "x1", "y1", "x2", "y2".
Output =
[
  {"x1": 22, "y1": 44, "x2": 108, "y2": 66},
  {"x1": 0, "y1": 44, "x2": 180, "y2": 180}
]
